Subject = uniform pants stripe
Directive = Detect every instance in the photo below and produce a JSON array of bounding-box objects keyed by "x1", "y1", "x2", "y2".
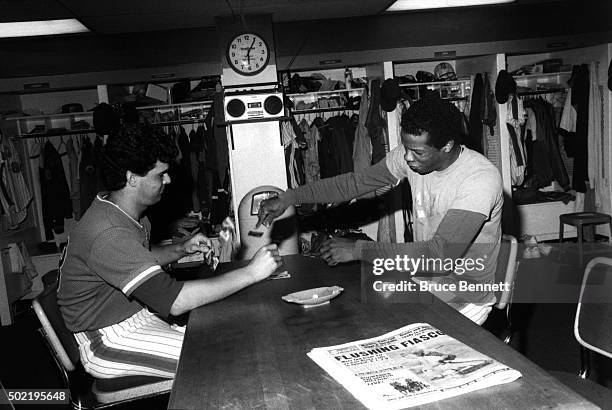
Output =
[{"x1": 74, "y1": 309, "x2": 183, "y2": 379}]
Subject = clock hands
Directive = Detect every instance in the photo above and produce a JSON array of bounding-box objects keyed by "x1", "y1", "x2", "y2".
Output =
[{"x1": 246, "y1": 37, "x2": 256, "y2": 66}]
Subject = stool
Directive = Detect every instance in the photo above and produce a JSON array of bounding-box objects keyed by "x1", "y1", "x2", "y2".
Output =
[{"x1": 559, "y1": 212, "x2": 612, "y2": 267}]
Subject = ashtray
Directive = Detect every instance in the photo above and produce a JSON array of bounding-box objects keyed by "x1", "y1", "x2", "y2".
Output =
[{"x1": 282, "y1": 286, "x2": 344, "y2": 308}]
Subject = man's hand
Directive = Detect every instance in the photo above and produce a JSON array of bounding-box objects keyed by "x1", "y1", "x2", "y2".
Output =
[
  {"x1": 247, "y1": 244, "x2": 282, "y2": 281},
  {"x1": 181, "y1": 233, "x2": 212, "y2": 255},
  {"x1": 256, "y1": 197, "x2": 288, "y2": 228},
  {"x1": 320, "y1": 237, "x2": 358, "y2": 266}
]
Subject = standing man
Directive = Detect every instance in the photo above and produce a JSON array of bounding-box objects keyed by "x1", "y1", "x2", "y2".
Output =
[
  {"x1": 58, "y1": 123, "x2": 280, "y2": 379},
  {"x1": 258, "y1": 93, "x2": 503, "y2": 324}
]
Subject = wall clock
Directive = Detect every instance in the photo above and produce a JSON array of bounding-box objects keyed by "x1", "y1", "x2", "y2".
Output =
[{"x1": 226, "y1": 32, "x2": 270, "y2": 76}]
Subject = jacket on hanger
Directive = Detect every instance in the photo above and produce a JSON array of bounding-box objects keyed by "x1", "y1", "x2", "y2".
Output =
[
  {"x1": 79, "y1": 137, "x2": 98, "y2": 215},
  {"x1": 41, "y1": 140, "x2": 72, "y2": 238},
  {"x1": 467, "y1": 73, "x2": 484, "y2": 153}
]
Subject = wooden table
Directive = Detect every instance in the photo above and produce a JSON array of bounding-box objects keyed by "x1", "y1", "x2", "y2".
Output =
[{"x1": 168, "y1": 254, "x2": 595, "y2": 409}]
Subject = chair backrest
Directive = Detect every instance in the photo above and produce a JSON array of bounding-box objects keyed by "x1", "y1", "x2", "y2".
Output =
[
  {"x1": 574, "y1": 257, "x2": 612, "y2": 360},
  {"x1": 0, "y1": 380, "x2": 15, "y2": 409},
  {"x1": 32, "y1": 281, "x2": 81, "y2": 372},
  {"x1": 494, "y1": 234, "x2": 518, "y2": 310}
]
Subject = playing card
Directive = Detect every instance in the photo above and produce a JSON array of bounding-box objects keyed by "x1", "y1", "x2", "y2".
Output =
[{"x1": 267, "y1": 270, "x2": 291, "y2": 280}]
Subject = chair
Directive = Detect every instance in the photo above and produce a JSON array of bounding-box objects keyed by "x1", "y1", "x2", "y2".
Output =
[
  {"x1": 0, "y1": 380, "x2": 15, "y2": 409},
  {"x1": 551, "y1": 257, "x2": 612, "y2": 408},
  {"x1": 485, "y1": 234, "x2": 519, "y2": 344},
  {"x1": 559, "y1": 212, "x2": 612, "y2": 267},
  {"x1": 32, "y1": 282, "x2": 173, "y2": 409}
]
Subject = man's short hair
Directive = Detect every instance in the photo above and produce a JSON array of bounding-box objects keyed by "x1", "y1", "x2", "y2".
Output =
[
  {"x1": 400, "y1": 92, "x2": 462, "y2": 149},
  {"x1": 103, "y1": 123, "x2": 178, "y2": 191}
]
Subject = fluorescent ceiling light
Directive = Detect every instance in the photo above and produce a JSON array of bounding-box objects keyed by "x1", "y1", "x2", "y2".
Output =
[
  {"x1": 0, "y1": 19, "x2": 89, "y2": 38},
  {"x1": 387, "y1": 0, "x2": 515, "y2": 12}
]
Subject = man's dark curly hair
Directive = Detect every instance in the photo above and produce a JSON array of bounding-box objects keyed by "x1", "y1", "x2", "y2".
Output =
[
  {"x1": 103, "y1": 123, "x2": 178, "y2": 191},
  {"x1": 400, "y1": 92, "x2": 462, "y2": 149}
]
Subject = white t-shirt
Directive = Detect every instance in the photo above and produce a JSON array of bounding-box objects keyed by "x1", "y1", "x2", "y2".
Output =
[{"x1": 386, "y1": 145, "x2": 504, "y2": 301}]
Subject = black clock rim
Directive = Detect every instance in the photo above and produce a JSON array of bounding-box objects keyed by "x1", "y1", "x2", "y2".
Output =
[{"x1": 226, "y1": 31, "x2": 271, "y2": 77}]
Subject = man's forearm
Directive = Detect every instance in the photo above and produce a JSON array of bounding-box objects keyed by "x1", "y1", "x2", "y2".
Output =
[
  {"x1": 170, "y1": 266, "x2": 256, "y2": 315},
  {"x1": 355, "y1": 210, "x2": 486, "y2": 262},
  {"x1": 281, "y1": 159, "x2": 397, "y2": 206},
  {"x1": 151, "y1": 243, "x2": 187, "y2": 266}
]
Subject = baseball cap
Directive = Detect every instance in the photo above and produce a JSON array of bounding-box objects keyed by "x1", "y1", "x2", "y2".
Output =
[{"x1": 380, "y1": 78, "x2": 401, "y2": 112}]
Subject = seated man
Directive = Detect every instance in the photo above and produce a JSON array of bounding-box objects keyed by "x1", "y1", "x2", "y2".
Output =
[
  {"x1": 258, "y1": 93, "x2": 503, "y2": 325},
  {"x1": 58, "y1": 123, "x2": 280, "y2": 379}
]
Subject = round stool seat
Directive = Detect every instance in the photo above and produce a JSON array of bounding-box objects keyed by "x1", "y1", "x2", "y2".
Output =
[
  {"x1": 560, "y1": 212, "x2": 612, "y2": 226},
  {"x1": 559, "y1": 212, "x2": 612, "y2": 268}
]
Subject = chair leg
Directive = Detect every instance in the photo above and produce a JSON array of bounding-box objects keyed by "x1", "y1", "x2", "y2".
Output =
[
  {"x1": 577, "y1": 224, "x2": 584, "y2": 269},
  {"x1": 503, "y1": 305, "x2": 512, "y2": 344},
  {"x1": 558, "y1": 221, "x2": 564, "y2": 262},
  {"x1": 579, "y1": 346, "x2": 590, "y2": 379}
]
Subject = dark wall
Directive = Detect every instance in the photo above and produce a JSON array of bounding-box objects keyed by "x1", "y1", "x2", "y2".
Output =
[
  {"x1": 0, "y1": 1, "x2": 610, "y2": 78},
  {"x1": 0, "y1": 28, "x2": 219, "y2": 78}
]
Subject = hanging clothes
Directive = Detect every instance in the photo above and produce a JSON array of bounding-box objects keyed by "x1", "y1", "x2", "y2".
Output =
[
  {"x1": 365, "y1": 79, "x2": 387, "y2": 164},
  {"x1": 188, "y1": 127, "x2": 201, "y2": 213},
  {"x1": 299, "y1": 118, "x2": 321, "y2": 184},
  {"x1": 587, "y1": 62, "x2": 605, "y2": 210},
  {"x1": 281, "y1": 120, "x2": 304, "y2": 189},
  {"x1": 202, "y1": 111, "x2": 219, "y2": 210},
  {"x1": 0, "y1": 137, "x2": 32, "y2": 229},
  {"x1": 196, "y1": 132, "x2": 208, "y2": 213},
  {"x1": 481, "y1": 73, "x2": 497, "y2": 137},
  {"x1": 176, "y1": 126, "x2": 194, "y2": 212},
  {"x1": 65, "y1": 136, "x2": 81, "y2": 220},
  {"x1": 507, "y1": 126, "x2": 525, "y2": 187},
  {"x1": 172, "y1": 128, "x2": 182, "y2": 162},
  {"x1": 40, "y1": 140, "x2": 72, "y2": 239},
  {"x1": 567, "y1": 64, "x2": 590, "y2": 192},
  {"x1": 316, "y1": 115, "x2": 353, "y2": 179},
  {"x1": 213, "y1": 90, "x2": 230, "y2": 188},
  {"x1": 523, "y1": 98, "x2": 570, "y2": 190},
  {"x1": 94, "y1": 135, "x2": 105, "y2": 191},
  {"x1": 352, "y1": 87, "x2": 372, "y2": 174},
  {"x1": 559, "y1": 88, "x2": 576, "y2": 138},
  {"x1": 204, "y1": 101, "x2": 226, "y2": 224},
  {"x1": 345, "y1": 112, "x2": 358, "y2": 151},
  {"x1": 391, "y1": 100, "x2": 405, "y2": 146},
  {"x1": 523, "y1": 106, "x2": 538, "y2": 180},
  {"x1": 467, "y1": 73, "x2": 484, "y2": 153},
  {"x1": 79, "y1": 137, "x2": 98, "y2": 215},
  {"x1": 0, "y1": 172, "x2": 18, "y2": 229},
  {"x1": 505, "y1": 95, "x2": 527, "y2": 186},
  {"x1": 328, "y1": 115, "x2": 354, "y2": 173}
]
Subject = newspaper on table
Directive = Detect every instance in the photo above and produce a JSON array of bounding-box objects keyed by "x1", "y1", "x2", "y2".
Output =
[{"x1": 307, "y1": 323, "x2": 522, "y2": 409}]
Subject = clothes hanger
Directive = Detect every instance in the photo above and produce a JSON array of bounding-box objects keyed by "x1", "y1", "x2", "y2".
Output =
[
  {"x1": 29, "y1": 137, "x2": 41, "y2": 159},
  {"x1": 57, "y1": 135, "x2": 67, "y2": 154}
]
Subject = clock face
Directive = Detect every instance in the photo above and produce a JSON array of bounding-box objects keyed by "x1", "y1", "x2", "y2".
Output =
[{"x1": 226, "y1": 33, "x2": 270, "y2": 76}]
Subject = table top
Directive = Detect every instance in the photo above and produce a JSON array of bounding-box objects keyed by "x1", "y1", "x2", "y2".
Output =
[{"x1": 168, "y1": 254, "x2": 595, "y2": 410}]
